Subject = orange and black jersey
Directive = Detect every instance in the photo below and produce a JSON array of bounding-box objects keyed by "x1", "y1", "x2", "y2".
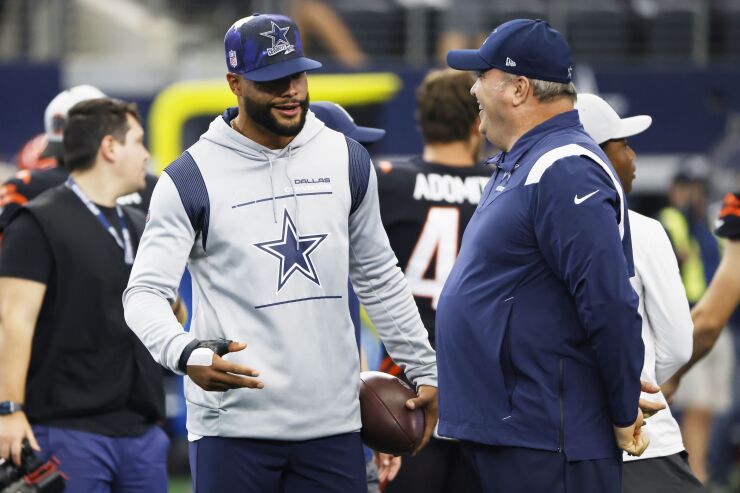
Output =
[
  {"x1": 0, "y1": 168, "x2": 158, "y2": 233},
  {"x1": 717, "y1": 191, "x2": 740, "y2": 240},
  {"x1": 375, "y1": 156, "x2": 492, "y2": 361},
  {"x1": 0, "y1": 167, "x2": 67, "y2": 231}
]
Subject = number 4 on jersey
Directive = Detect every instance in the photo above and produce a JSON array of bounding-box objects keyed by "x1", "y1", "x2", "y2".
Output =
[{"x1": 405, "y1": 207, "x2": 460, "y2": 309}]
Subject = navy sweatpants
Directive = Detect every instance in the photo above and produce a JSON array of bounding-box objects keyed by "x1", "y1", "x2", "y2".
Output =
[
  {"x1": 32, "y1": 425, "x2": 169, "y2": 493},
  {"x1": 461, "y1": 441, "x2": 622, "y2": 493},
  {"x1": 189, "y1": 432, "x2": 367, "y2": 493}
]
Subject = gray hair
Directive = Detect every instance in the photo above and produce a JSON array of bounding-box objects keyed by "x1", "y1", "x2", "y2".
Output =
[
  {"x1": 499, "y1": 73, "x2": 577, "y2": 103},
  {"x1": 530, "y1": 78, "x2": 577, "y2": 103}
]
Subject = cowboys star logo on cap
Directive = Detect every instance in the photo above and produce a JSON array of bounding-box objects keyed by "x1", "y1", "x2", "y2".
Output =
[
  {"x1": 261, "y1": 21, "x2": 295, "y2": 57},
  {"x1": 224, "y1": 14, "x2": 322, "y2": 82}
]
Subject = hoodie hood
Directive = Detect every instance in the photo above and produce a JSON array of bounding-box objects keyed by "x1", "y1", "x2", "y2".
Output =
[
  {"x1": 201, "y1": 106, "x2": 325, "y2": 164},
  {"x1": 201, "y1": 106, "x2": 326, "y2": 224}
]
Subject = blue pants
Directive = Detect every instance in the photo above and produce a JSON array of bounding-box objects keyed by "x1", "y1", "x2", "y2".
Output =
[
  {"x1": 32, "y1": 425, "x2": 169, "y2": 493},
  {"x1": 189, "y1": 432, "x2": 367, "y2": 493},
  {"x1": 461, "y1": 442, "x2": 622, "y2": 493}
]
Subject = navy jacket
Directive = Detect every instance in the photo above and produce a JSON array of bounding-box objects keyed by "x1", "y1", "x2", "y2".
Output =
[{"x1": 436, "y1": 111, "x2": 644, "y2": 461}]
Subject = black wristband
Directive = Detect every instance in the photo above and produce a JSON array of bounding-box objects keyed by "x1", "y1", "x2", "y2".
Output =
[
  {"x1": 198, "y1": 338, "x2": 232, "y2": 357},
  {"x1": 178, "y1": 338, "x2": 233, "y2": 374},
  {"x1": 178, "y1": 339, "x2": 202, "y2": 374}
]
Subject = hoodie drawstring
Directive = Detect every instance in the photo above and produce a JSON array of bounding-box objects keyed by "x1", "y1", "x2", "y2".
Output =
[
  {"x1": 266, "y1": 153, "x2": 277, "y2": 223},
  {"x1": 283, "y1": 146, "x2": 300, "y2": 232},
  {"x1": 263, "y1": 146, "x2": 297, "y2": 226}
]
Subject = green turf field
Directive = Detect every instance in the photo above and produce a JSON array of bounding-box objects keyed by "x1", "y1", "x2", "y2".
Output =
[{"x1": 168, "y1": 476, "x2": 191, "y2": 493}]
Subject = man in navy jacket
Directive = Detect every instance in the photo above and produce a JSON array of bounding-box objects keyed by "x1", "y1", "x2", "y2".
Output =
[{"x1": 437, "y1": 19, "x2": 647, "y2": 492}]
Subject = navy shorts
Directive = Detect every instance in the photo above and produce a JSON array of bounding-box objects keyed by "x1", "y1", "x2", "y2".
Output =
[
  {"x1": 189, "y1": 432, "x2": 367, "y2": 493},
  {"x1": 32, "y1": 425, "x2": 169, "y2": 493},
  {"x1": 461, "y1": 441, "x2": 622, "y2": 493}
]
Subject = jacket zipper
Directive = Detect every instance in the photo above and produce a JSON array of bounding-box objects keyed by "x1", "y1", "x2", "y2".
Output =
[{"x1": 558, "y1": 358, "x2": 565, "y2": 453}]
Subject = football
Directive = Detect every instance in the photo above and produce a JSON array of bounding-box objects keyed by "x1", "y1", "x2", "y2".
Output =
[{"x1": 359, "y1": 371, "x2": 425, "y2": 455}]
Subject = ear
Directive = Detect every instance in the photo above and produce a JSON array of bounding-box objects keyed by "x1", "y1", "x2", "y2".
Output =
[
  {"x1": 99, "y1": 135, "x2": 117, "y2": 163},
  {"x1": 511, "y1": 76, "x2": 531, "y2": 107},
  {"x1": 226, "y1": 73, "x2": 243, "y2": 96}
]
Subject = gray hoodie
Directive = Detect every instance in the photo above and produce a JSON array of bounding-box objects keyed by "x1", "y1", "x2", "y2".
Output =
[{"x1": 123, "y1": 109, "x2": 437, "y2": 440}]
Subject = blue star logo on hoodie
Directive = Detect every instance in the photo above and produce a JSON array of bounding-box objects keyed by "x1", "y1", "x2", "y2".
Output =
[{"x1": 255, "y1": 209, "x2": 328, "y2": 292}]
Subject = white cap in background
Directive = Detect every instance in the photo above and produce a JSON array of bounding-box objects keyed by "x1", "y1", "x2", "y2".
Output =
[
  {"x1": 41, "y1": 85, "x2": 106, "y2": 157},
  {"x1": 575, "y1": 93, "x2": 652, "y2": 145}
]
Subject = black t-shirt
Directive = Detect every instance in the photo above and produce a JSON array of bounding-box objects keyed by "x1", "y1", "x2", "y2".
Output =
[
  {"x1": 716, "y1": 191, "x2": 740, "y2": 240},
  {"x1": 375, "y1": 156, "x2": 492, "y2": 374},
  {"x1": 0, "y1": 205, "x2": 129, "y2": 282}
]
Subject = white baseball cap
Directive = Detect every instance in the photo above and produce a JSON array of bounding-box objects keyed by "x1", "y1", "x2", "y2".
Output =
[
  {"x1": 575, "y1": 93, "x2": 652, "y2": 145},
  {"x1": 41, "y1": 85, "x2": 106, "y2": 157}
]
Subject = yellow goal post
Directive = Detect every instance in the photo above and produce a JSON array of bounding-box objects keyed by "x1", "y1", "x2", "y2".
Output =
[{"x1": 148, "y1": 72, "x2": 403, "y2": 173}]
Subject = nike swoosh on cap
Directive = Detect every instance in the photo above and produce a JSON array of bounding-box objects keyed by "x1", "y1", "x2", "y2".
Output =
[{"x1": 574, "y1": 190, "x2": 599, "y2": 205}]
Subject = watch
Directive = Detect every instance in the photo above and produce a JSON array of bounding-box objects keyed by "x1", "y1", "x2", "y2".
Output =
[{"x1": 0, "y1": 401, "x2": 23, "y2": 415}]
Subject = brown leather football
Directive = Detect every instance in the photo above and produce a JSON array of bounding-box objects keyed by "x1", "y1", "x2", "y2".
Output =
[{"x1": 359, "y1": 371, "x2": 425, "y2": 455}]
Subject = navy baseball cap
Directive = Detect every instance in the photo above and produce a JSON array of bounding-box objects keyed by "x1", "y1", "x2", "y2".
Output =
[
  {"x1": 447, "y1": 19, "x2": 573, "y2": 84},
  {"x1": 224, "y1": 13, "x2": 322, "y2": 82},
  {"x1": 310, "y1": 102, "x2": 386, "y2": 144}
]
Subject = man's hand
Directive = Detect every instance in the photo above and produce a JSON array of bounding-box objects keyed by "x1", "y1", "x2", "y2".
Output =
[
  {"x1": 613, "y1": 409, "x2": 649, "y2": 457},
  {"x1": 639, "y1": 380, "x2": 666, "y2": 418},
  {"x1": 0, "y1": 412, "x2": 40, "y2": 466},
  {"x1": 374, "y1": 452, "x2": 401, "y2": 483},
  {"x1": 405, "y1": 385, "x2": 438, "y2": 455},
  {"x1": 187, "y1": 341, "x2": 264, "y2": 392}
]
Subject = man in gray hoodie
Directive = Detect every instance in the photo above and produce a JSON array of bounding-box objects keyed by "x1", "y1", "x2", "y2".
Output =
[{"x1": 123, "y1": 13, "x2": 438, "y2": 493}]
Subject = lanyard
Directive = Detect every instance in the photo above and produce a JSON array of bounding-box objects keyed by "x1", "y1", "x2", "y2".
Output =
[{"x1": 65, "y1": 177, "x2": 134, "y2": 265}]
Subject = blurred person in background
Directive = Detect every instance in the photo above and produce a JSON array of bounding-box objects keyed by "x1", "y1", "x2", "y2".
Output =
[
  {"x1": 437, "y1": 1, "x2": 488, "y2": 65},
  {"x1": 292, "y1": 0, "x2": 368, "y2": 68},
  {"x1": 0, "y1": 85, "x2": 105, "y2": 231},
  {"x1": 577, "y1": 93, "x2": 704, "y2": 492},
  {"x1": 171, "y1": 0, "x2": 368, "y2": 68},
  {"x1": 309, "y1": 100, "x2": 398, "y2": 493},
  {"x1": 0, "y1": 85, "x2": 157, "y2": 234},
  {"x1": 14, "y1": 134, "x2": 57, "y2": 172},
  {"x1": 438, "y1": 19, "x2": 646, "y2": 493},
  {"x1": 436, "y1": 0, "x2": 546, "y2": 65},
  {"x1": 0, "y1": 98, "x2": 169, "y2": 493},
  {"x1": 663, "y1": 189, "x2": 740, "y2": 488},
  {"x1": 372, "y1": 68, "x2": 490, "y2": 493},
  {"x1": 123, "y1": 13, "x2": 437, "y2": 493},
  {"x1": 659, "y1": 173, "x2": 734, "y2": 484}
]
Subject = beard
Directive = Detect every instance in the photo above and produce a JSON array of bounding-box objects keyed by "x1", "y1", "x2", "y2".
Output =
[{"x1": 244, "y1": 92, "x2": 310, "y2": 137}]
